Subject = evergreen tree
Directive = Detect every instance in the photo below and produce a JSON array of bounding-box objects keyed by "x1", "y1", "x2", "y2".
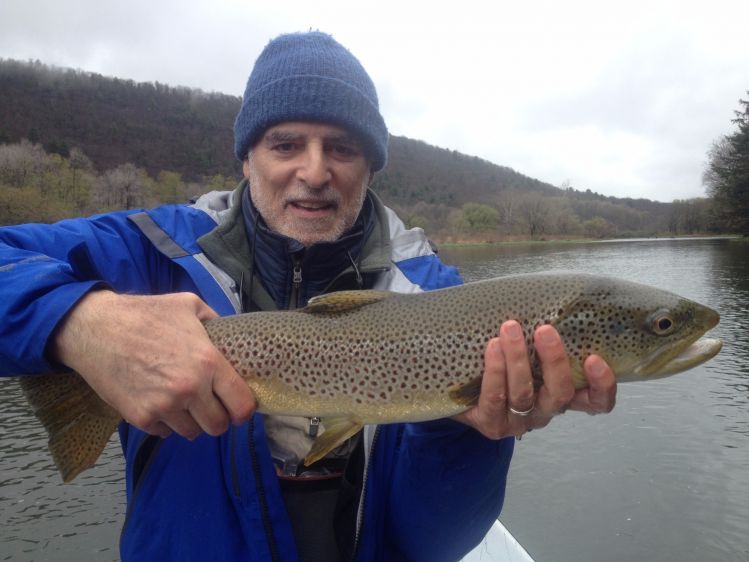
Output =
[{"x1": 704, "y1": 94, "x2": 749, "y2": 234}]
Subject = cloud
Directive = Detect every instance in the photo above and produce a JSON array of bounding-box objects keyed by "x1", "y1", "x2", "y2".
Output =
[{"x1": 1, "y1": 0, "x2": 747, "y2": 202}]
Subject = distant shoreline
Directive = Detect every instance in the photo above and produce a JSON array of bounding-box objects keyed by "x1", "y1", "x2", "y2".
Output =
[{"x1": 435, "y1": 234, "x2": 744, "y2": 248}]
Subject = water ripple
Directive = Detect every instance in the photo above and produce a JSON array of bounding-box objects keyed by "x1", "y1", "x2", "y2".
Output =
[{"x1": 1, "y1": 379, "x2": 124, "y2": 561}]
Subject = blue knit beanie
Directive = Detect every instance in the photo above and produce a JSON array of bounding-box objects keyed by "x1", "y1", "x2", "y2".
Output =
[{"x1": 234, "y1": 31, "x2": 389, "y2": 171}]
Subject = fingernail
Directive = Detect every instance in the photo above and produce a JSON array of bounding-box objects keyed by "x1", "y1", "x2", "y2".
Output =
[
  {"x1": 505, "y1": 322, "x2": 522, "y2": 340},
  {"x1": 590, "y1": 358, "x2": 606, "y2": 377},
  {"x1": 538, "y1": 327, "x2": 557, "y2": 345},
  {"x1": 488, "y1": 337, "x2": 502, "y2": 354}
]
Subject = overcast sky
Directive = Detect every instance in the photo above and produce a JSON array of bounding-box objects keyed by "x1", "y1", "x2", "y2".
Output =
[{"x1": 1, "y1": 0, "x2": 747, "y2": 202}]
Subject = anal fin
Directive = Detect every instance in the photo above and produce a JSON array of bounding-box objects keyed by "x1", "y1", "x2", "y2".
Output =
[{"x1": 303, "y1": 416, "x2": 363, "y2": 466}]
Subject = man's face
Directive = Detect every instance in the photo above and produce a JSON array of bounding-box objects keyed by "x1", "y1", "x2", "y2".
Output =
[{"x1": 244, "y1": 122, "x2": 372, "y2": 247}]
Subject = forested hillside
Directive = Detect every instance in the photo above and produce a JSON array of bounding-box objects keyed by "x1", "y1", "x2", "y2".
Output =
[
  {"x1": 0, "y1": 59, "x2": 241, "y2": 179},
  {"x1": 0, "y1": 59, "x2": 724, "y2": 240}
]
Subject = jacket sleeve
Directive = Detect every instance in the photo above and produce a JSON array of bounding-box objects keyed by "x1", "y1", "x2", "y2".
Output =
[{"x1": 0, "y1": 211, "x2": 160, "y2": 375}]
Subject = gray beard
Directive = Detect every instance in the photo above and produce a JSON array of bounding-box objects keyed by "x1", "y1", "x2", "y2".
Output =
[{"x1": 246, "y1": 165, "x2": 367, "y2": 247}]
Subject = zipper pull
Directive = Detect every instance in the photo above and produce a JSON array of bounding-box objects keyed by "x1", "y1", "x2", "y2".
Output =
[
  {"x1": 309, "y1": 417, "x2": 321, "y2": 438},
  {"x1": 289, "y1": 258, "x2": 303, "y2": 309}
]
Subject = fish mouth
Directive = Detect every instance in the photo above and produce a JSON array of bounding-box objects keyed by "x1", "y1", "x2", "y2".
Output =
[{"x1": 642, "y1": 337, "x2": 723, "y2": 378}]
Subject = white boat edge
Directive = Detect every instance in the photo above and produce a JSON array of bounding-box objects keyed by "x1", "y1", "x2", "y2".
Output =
[{"x1": 460, "y1": 519, "x2": 535, "y2": 562}]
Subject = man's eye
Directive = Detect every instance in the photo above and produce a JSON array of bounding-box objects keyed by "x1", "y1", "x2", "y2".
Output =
[
  {"x1": 273, "y1": 143, "x2": 297, "y2": 152},
  {"x1": 332, "y1": 144, "x2": 358, "y2": 156}
]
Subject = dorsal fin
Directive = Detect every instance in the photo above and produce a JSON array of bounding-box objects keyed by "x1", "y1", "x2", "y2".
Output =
[{"x1": 302, "y1": 290, "x2": 392, "y2": 314}]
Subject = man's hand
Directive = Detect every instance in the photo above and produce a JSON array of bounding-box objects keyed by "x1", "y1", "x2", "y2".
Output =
[
  {"x1": 454, "y1": 320, "x2": 616, "y2": 439},
  {"x1": 51, "y1": 290, "x2": 256, "y2": 440}
]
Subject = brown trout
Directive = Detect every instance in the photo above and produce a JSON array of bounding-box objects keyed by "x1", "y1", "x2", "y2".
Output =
[{"x1": 19, "y1": 272, "x2": 721, "y2": 482}]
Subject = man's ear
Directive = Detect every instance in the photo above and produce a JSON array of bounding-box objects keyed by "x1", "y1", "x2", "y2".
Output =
[
  {"x1": 242, "y1": 158, "x2": 251, "y2": 179},
  {"x1": 368, "y1": 170, "x2": 376, "y2": 186}
]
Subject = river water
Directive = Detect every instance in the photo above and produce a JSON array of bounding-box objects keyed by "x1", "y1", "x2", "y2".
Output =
[
  {"x1": 440, "y1": 237, "x2": 749, "y2": 562},
  {"x1": 1, "y1": 237, "x2": 747, "y2": 561}
]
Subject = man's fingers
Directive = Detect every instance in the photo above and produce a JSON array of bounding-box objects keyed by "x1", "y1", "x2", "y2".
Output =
[
  {"x1": 167, "y1": 412, "x2": 204, "y2": 441},
  {"x1": 477, "y1": 338, "x2": 508, "y2": 420},
  {"x1": 212, "y1": 364, "x2": 256, "y2": 427},
  {"x1": 533, "y1": 325, "x2": 574, "y2": 415},
  {"x1": 139, "y1": 412, "x2": 202, "y2": 441},
  {"x1": 189, "y1": 394, "x2": 231, "y2": 437},
  {"x1": 452, "y1": 337, "x2": 511, "y2": 439},
  {"x1": 454, "y1": 325, "x2": 618, "y2": 439},
  {"x1": 569, "y1": 355, "x2": 617, "y2": 414},
  {"x1": 142, "y1": 421, "x2": 173, "y2": 439},
  {"x1": 135, "y1": 370, "x2": 254, "y2": 440},
  {"x1": 178, "y1": 348, "x2": 255, "y2": 436},
  {"x1": 499, "y1": 321, "x2": 535, "y2": 413}
]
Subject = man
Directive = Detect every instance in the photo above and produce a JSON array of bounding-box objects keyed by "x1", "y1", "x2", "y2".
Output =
[{"x1": 0, "y1": 32, "x2": 616, "y2": 561}]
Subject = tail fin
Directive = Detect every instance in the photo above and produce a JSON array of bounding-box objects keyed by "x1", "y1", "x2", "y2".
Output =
[{"x1": 20, "y1": 372, "x2": 122, "y2": 483}]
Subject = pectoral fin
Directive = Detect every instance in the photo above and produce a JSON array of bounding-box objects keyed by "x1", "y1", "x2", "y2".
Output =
[
  {"x1": 448, "y1": 376, "x2": 483, "y2": 407},
  {"x1": 303, "y1": 290, "x2": 392, "y2": 314},
  {"x1": 303, "y1": 416, "x2": 363, "y2": 466}
]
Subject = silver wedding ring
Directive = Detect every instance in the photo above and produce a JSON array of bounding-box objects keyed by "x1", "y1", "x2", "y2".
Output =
[{"x1": 508, "y1": 404, "x2": 535, "y2": 417}]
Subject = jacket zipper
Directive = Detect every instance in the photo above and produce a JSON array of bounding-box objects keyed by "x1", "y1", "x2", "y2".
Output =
[
  {"x1": 289, "y1": 256, "x2": 303, "y2": 309},
  {"x1": 120, "y1": 435, "x2": 163, "y2": 542},
  {"x1": 351, "y1": 425, "x2": 381, "y2": 561},
  {"x1": 248, "y1": 417, "x2": 282, "y2": 562}
]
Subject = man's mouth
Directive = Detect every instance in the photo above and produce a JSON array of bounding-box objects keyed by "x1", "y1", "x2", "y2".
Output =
[{"x1": 288, "y1": 200, "x2": 337, "y2": 214}]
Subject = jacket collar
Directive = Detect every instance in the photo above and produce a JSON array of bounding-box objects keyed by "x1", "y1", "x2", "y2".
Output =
[
  {"x1": 242, "y1": 184, "x2": 377, "y2": 309},
  {"x1": 198, "y1": 179, "x2": 391, "y2": 312}
]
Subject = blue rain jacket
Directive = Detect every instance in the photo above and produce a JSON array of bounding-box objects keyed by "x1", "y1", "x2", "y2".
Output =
[{"x1": 0, "y1": 188, "x2": 514, "y2": 561}]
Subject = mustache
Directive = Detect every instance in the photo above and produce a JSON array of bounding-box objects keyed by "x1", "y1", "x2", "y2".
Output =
[{"x1": 283, "y1": 185, "x2": 341, "y2": 206}]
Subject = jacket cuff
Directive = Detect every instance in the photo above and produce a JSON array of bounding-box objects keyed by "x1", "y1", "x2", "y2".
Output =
[{"x1": 8, "y1": 280, "x2": 106, "y2": 374}]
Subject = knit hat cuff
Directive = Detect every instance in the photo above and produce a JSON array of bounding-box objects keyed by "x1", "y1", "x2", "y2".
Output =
[{"x1": 234, "y1": 74, "x2": 388, "y2": 171}]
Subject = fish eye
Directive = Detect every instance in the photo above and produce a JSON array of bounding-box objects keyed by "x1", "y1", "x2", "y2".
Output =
[{"x1": 651, "y1": 314, "x2": 676, "y2": 336}]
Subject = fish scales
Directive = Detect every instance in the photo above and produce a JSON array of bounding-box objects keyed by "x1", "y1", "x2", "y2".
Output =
[
  {"x1": 17, "y1": 271, "x2": 722, "y2": 481},
  {"x1": 204, "y1": 275, "x2": 577, "y2": 422}
]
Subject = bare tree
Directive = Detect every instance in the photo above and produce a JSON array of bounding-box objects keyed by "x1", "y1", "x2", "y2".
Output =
[
  {"x1": 94, "y1": 163, "x2": 150, "y2": 210},
  {"x1": 0, "y1": 139, "x2": 52, "y2": 188},
  {"x1": 516, "y1": 192, "x2": 551, "y2": 239},
  {"x1": 497, "y1": 190, "x2": 520, "y2": 235}
]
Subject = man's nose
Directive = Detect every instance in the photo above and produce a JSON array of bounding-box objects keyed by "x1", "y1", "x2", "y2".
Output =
[{"x1": 297, "y1": 146, "x2": 332, "y2": 188}]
